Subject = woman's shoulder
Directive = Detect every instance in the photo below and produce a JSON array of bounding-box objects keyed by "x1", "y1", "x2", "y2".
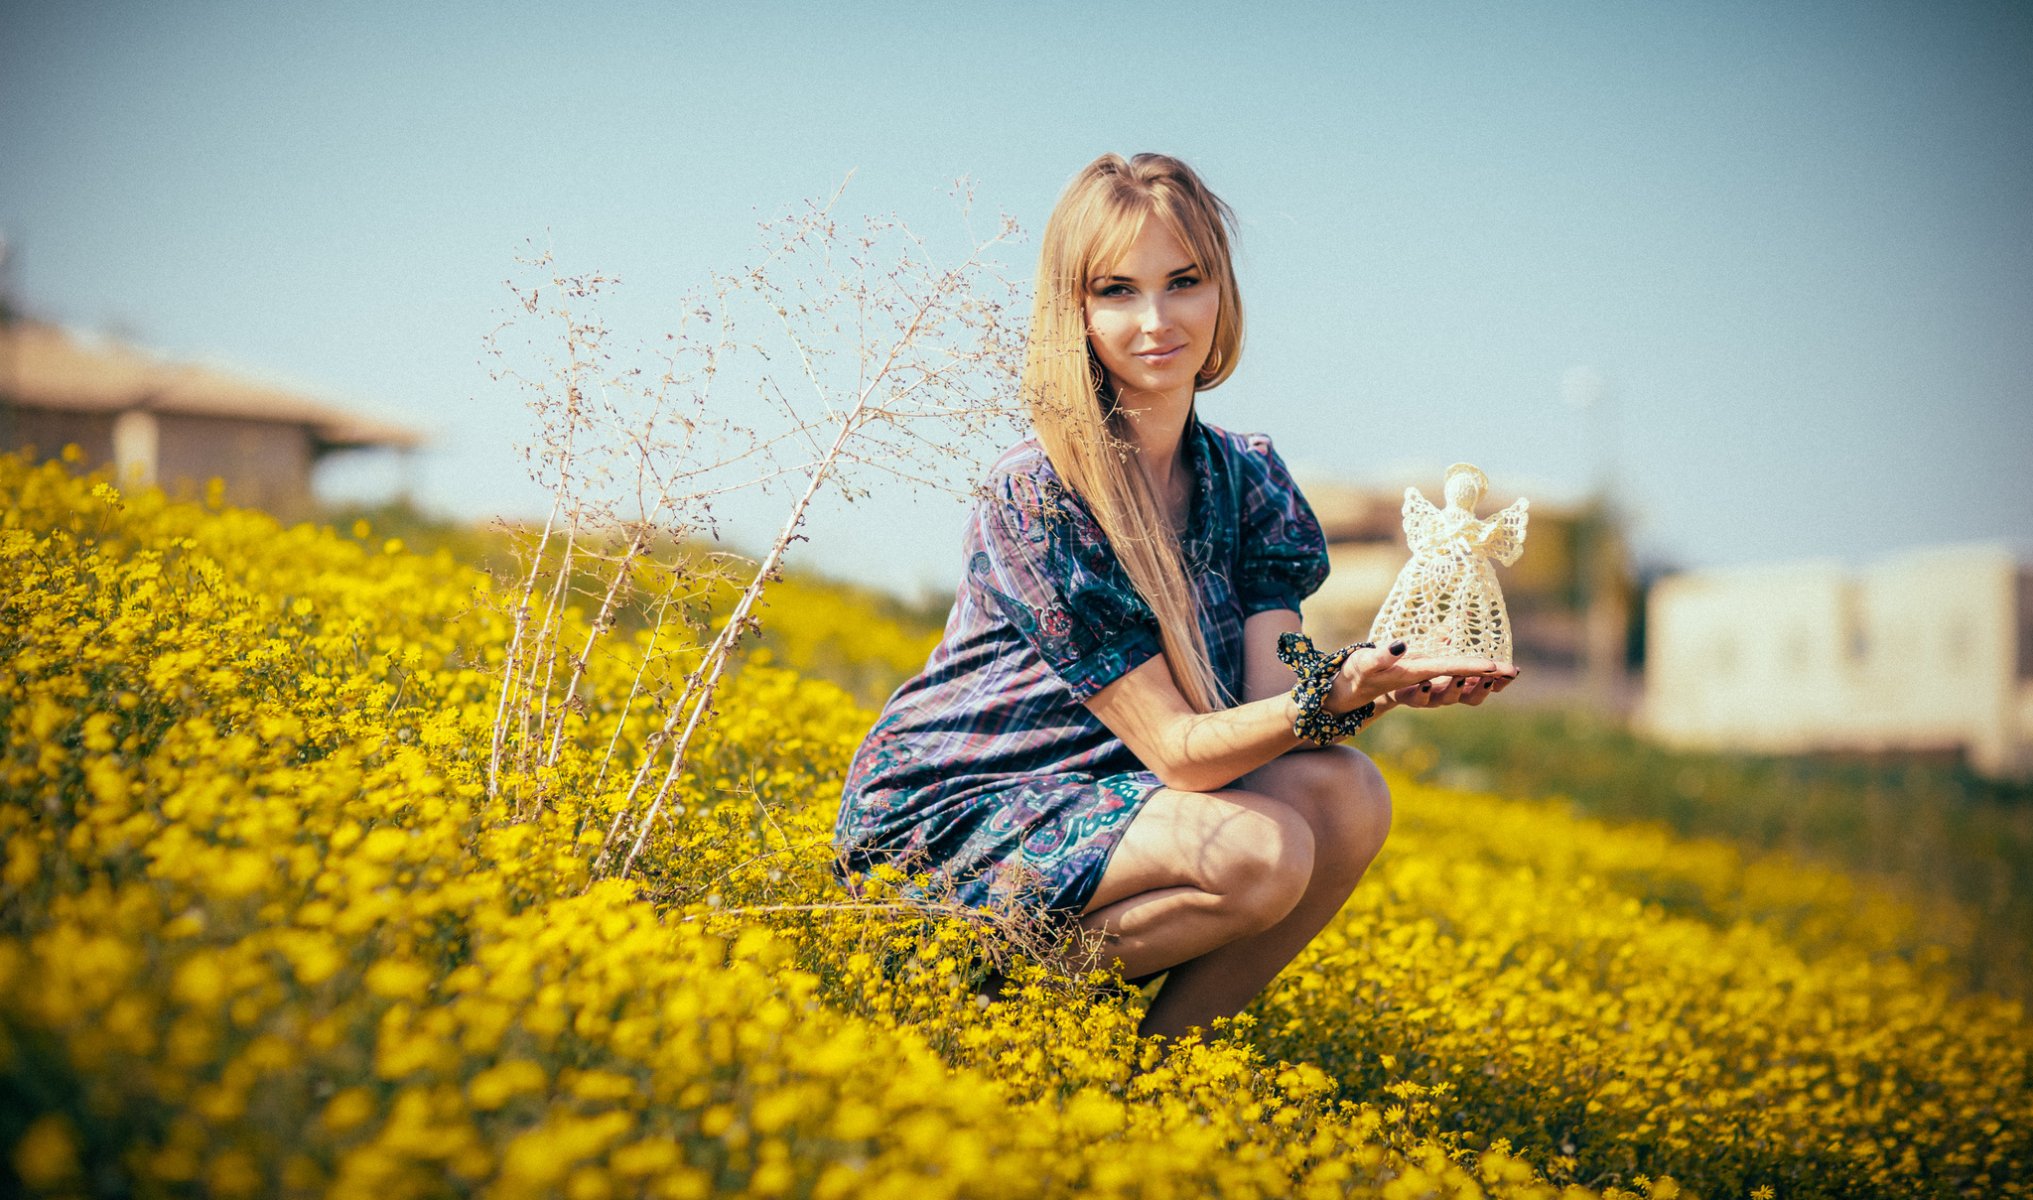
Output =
[
  {"x1": 979, "y1": 437, "x2": 1080, "y2": 518},
  {"x1": 1198, "y1": 417, "x2": 1298, "y2": 487},
  {"x1": 985, "y1": 436, "x2": 1054, "y2": 486}
]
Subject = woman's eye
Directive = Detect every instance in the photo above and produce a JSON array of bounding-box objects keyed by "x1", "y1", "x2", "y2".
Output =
[
  {"x1": 1098, "y1": 284, "x2": 1133, "y2": 298},
  {"x1": 1170, "y1": 276, "x2": 1201, "y2": 290}
]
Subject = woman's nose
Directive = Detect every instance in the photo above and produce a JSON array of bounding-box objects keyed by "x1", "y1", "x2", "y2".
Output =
[{"x1": 1139, "y1": 296, "x2": 1172, "y2": 333}]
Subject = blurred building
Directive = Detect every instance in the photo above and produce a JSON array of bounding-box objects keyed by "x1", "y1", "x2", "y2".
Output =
[
  {"x1": 1640, "y1": 544, "x2": 2032, "y2": 777},
  {"x1": 1301, "y1": 475, "x2": 1640, "y2": 711},
  {"x1": 0, "y1": 321, "x2": 422, "y2": 518}
]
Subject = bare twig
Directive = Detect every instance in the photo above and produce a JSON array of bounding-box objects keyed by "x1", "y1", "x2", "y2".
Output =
[{"x1": 484, "y1": 180, "x2": 1028, "y2": 894}]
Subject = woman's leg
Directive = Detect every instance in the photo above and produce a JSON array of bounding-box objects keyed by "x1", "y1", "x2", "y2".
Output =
[
  {"x1": 1073, "y1": 787, "x2": 1316, "y2": 979},
  {"x1": 1079, "y1": 746, "x2": 1391, "y2": 1039}
]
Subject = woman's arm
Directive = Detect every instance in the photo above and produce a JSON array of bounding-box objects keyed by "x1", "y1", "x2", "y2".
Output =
[
  {"x1": 1086, "y1": 618, "x2": 1514, "y2": 794},
  {"x1": 1239, "y1": 609, "x2": 1307, "y2": 704},
  {"x1": 1234, "y1": 610, "x2": 1338, "y2": 754},
  {"x1": 1240, "y1": 610, "x2": 1495, "y2": 734},
  {"x1": 1087, "y1": 653, "x2": 1309, "y2": 793}
]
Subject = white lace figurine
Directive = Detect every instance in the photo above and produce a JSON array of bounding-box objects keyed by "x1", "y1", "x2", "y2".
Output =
[{"x1": 1367, "y1": 463, "x2": 1528, "y2": 663}]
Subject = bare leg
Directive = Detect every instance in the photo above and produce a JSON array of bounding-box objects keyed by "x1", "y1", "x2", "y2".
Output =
[
  {"x1": 1079, "y1": 747, "x2": 1392, "y2": 1040},
  {"x1": 1072, "y1": 789, "x2": 1317, "y2": 983}
]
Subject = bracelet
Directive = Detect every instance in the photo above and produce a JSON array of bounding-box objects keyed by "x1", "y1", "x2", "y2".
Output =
[{"x1": 1276, "y1": 632, "x2": 1376, "y2": 746}]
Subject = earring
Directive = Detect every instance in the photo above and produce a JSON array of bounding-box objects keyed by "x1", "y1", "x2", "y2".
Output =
[
  {"x1": 1087, "y1": 350, "x2": 1112, "y2": 410},
  {"x1": 1197, "y1": 344, "x2": 1224, "y2": 384}
]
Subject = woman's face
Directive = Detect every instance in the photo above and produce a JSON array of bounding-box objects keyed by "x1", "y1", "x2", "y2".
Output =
[{"x1": 1083, "y1": 219, "x2": 1220, "y2": 408}]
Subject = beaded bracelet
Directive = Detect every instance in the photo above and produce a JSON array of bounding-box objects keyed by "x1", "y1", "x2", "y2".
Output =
[{"x1": 1276, "y1": 632, "x2": 1376, "y2": 746}]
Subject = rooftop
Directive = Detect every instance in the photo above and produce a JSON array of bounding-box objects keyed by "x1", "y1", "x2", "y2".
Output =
[{"x1": 0, "y1": 321, "x2": 425, "y2": 452}]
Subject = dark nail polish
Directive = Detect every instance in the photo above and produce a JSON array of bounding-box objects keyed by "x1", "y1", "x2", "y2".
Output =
[
  {"x1": 1389, "y1": 640, "x2": 1407, "y2": 655},
  {"x1": 1420, "y1": 682, "x2": 1431, "y2": 692}
]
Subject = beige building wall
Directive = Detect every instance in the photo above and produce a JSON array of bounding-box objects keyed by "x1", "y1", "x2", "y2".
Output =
[
  {"x1": 5, "y1": 406, "x2": 116, "y2": 465},
  {"x1": 154, "y1": 412, "x2": 317, "y2": 516},
  {"x1": 1641, "y1": 545, "x2": 2030, "y2": 776}
]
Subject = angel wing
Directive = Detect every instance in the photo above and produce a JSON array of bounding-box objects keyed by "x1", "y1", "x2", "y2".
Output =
[
  {"x1": 1400, "y1": 487, "x2": 1443, "y2": 551},
  {"x1": 1477, "y1": 498, "x2": 1529, "y2": 566}
]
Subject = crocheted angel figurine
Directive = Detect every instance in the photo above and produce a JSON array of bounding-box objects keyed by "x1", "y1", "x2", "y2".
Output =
[{"x1": 1367, "y1": 463, "x2": 1529, "y2": 663}]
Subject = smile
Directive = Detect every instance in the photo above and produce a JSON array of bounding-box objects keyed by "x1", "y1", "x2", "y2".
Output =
[{"x1": 1133, "y1": 344, "x2": 1187, "y2": 365}]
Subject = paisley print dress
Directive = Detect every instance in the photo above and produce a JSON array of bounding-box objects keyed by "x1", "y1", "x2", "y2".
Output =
[{"x1": 833, "y1": 408, "x2": 1331, "y2": 921}]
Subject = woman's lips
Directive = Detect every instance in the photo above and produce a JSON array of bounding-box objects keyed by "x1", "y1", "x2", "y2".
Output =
[{"x1": 1134, "y1": 344, "x2": 1186, "y2": 365}]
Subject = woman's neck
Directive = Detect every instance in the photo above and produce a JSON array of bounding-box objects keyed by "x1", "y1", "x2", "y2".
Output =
[
  {"x1": 1119, "y1": 388, "x2": 1196, "y2": 499},
  {"x1": 1122, "y1": 392, "x2": 1195, "y2": 528}
]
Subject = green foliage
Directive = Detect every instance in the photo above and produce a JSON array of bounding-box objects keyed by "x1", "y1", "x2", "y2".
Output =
[{"x1": 1367, "y1": 705, "x2": 2033, "y2": 1001}]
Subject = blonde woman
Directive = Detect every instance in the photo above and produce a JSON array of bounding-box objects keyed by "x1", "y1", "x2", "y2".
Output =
[{"x1": 834, "y1": 153, "x2": 1517, "y2": 1040}]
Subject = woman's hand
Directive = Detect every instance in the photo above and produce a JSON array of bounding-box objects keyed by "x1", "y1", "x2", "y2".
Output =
[{"x1": 1325, "y1": 640, "x2": 1517, "y2": 714}]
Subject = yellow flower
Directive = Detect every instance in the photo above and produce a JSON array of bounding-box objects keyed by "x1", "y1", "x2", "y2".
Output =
[
  {"x1": 3, "y1": 447, "x2": 2026, "y2": 1200},
  {"x1": 12, "y1": 1114, "x2": 80, "y2": 1188}
]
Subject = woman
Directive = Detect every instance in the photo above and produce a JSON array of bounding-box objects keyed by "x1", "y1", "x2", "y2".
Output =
[{"x1": 834, "y1": 152, "x2": 1517, "y2": 1040}]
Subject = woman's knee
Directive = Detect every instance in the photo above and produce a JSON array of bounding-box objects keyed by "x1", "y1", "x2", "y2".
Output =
[
  {"x1": 1209, "y1": 798, "x2": 1315, "y2": 930},
  {"x1": 1344, "y1": 747, "x2": 1394, "y2": 858},
  {"x1": 1296, "y1": 747, "x2": 1393, "y2": 872}
]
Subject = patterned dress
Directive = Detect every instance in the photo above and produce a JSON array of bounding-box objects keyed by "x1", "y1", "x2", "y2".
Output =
[{"x1": 833, "y1": 408, "x2": 1331, "y2": 922}]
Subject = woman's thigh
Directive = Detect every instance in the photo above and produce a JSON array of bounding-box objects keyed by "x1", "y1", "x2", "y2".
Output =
[{"x1": 1080, "y1": 785, "x2": 1313, "y2": 916}]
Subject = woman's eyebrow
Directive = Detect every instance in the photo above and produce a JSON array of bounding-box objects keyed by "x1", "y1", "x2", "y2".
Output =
[{"x1": 1094, "y1": 262, "x2": 1201, "y2": 284}]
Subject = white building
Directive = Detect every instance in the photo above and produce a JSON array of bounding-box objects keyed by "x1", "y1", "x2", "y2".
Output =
[{"x1": 1641, "y1": 544, "x2": 2033, "y2": 777}]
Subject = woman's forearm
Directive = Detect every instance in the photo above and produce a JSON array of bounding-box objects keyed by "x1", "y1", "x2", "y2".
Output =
[
  {"x1": 1162, "y1": 691, "x2": 1313, "y2": 793},
  {"x1": 1089, "y1": 631, "x2": 1434, "y2": 794}
]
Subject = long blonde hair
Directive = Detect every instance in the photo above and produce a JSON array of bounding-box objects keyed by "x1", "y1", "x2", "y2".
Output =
[{"x1": 1022, "y1": 152, "x2": 1245, "y2": 713}]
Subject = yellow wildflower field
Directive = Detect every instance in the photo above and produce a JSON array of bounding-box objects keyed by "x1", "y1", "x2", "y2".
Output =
[{"x1": 1, "y1": 451, "x2": 2026, "y2": 1199}]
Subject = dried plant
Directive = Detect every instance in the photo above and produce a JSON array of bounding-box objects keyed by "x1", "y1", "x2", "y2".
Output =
[{"x1": 483, "y1": 176, "x2": 1028, "y2": 884}]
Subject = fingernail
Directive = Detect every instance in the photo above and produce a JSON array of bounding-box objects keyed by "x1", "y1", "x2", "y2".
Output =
[
  {"x1": 1389, "y1": 640, "x2": 1407, "y2": 655},
  {"x1": 1420, "y1": 682, "x2": 1431, "y2": 692}
]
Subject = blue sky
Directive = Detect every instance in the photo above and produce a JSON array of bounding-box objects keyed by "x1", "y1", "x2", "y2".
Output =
[{"x1": 3, "y1": 0, "x2": 2028, "y2": 599}]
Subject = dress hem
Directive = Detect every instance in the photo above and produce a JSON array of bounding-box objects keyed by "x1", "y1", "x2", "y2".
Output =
[{"x1": 1057, "y1": 771, "x2": 1168, "y2": 919}]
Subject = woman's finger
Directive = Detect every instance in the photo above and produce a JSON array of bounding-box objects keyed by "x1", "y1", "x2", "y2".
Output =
[
  {"x1": 1349, "y1": 640, "x2": 1411, "y2": 676},
  {"x1": 1395, "y1": 667, "x2": 1505, "y2": 695},
  {"x1": 1401, "y1": 654, "x2": 1515, "y2": 680},
  {"x1": 1391, "y1": 668, "x2": 1517, "y2": 711}
]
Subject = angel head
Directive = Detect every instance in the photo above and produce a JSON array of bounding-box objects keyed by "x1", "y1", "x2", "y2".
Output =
[{"x1": 1442, "y1": 463, "x2": 1490, "y2": 513}]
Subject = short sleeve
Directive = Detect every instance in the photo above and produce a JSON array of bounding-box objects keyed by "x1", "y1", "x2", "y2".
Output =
[
  {"x1": 966, "y1": 467, "x2": 1164, "y2": 702},
  {"x1": 1233, "y1": 433, "x2": 1331, "y2": 616}
]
